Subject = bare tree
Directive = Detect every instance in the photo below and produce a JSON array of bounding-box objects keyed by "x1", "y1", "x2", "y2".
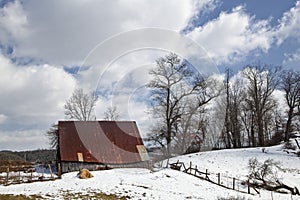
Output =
[
  {"x1": 64, "y1": 88, "x2": 98, "y2": 121},
  {"x1": 222, "y1": 68, "x2": 232, "y2": 148},
  {"x1": 148, "y1": 53, "x2": 221, "y2": 155},
  {"x1": 281, "y1": 70, "x2": 300, "y2": 141},
  {"x1": 243, "y1": 66, "x2": 279, "y2": 146},
  {"x1": 148, "y1": 53, "x2": 190, "y2": 155},
  {"x1": 46, "y1": 123, "x2": 58, "y2": 150},
  {"x1": 104, "y1": 106, "x2": 120, "y2": 121},
  {"x1": 174, "y1": 96, "x2": 207, "y2": 154},
  {"x1": 241, "y1": 106, "x2": 256, "y2": 146},
  {"x1": 231, "y1": 77, "x2": 246, "y2": 147},
  {"x1": 219, "y1": 69, "x2": 246, "y2": 148}
]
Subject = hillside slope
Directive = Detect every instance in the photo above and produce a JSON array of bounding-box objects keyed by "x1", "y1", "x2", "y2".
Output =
[{"x1": 0, "y1": 144, "x2": 299, "y2": 200}]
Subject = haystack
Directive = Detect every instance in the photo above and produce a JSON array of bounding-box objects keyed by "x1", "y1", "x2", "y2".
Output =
[{"x1": 78, "y1": 169, "x2": 93, "y2": 179}]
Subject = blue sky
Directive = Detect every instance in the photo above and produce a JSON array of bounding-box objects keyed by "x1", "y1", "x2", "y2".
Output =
[{"x1": 0, "y1": 0, "x2": 299, "y2": 150}]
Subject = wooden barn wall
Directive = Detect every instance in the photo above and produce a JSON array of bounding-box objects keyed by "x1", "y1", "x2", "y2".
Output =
[{"x1": 60, "y1": 161, "x2": 150, "y2": 174}]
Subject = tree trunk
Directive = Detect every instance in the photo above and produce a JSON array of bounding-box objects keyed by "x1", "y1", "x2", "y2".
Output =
[
  {"x1": 166, "y1": 87, "x2": 171, "y2": 156},
  {"x1": 257, "y1": 113, "x2": 265, "y2": 146},
  {"x1": 251, "y1": 113, "x2": 256, "y2": 147},
  {"x1": 285, "y1": 108, "x2": 294, "y2": 142}
]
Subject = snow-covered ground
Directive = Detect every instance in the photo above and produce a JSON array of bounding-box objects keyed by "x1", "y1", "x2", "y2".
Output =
[
  {"x1": 0, "y1": 143, "x2": 299, "y2": 200},
  {"x1": 168, "y1": 144, "x2": 300, "y2": 189}
]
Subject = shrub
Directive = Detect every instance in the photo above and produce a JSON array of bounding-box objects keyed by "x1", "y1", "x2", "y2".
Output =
[{"x1": 248, "y1": 158, "x2": 282, "y2": 185}]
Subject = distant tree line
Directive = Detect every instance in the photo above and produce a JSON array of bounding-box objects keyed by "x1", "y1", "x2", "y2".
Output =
[{"x1": 0, "y1": 149, "x2": 56, "y2": 164}]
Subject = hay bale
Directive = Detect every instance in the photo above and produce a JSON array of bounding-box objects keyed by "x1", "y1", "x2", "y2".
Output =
[{"x1": 78, "y1": 169, "x2": 93, "y2": 179}]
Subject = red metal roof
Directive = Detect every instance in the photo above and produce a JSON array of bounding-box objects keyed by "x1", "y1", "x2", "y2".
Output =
[{"x1": 58, "y1": 121, "x2": 146, "y2": 164}]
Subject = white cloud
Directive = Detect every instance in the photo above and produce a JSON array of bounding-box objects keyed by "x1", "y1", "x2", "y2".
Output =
[
  {"x1": 0, "y1": 129, "x2": 48, "y2": 150},
  {"x1": 0, "y1": 114, "x2": 7, "y2": 124},
  {"x1": 187, "y1": 5, "x2": 273, "y2": 64},
  {"x1": 0, "y1": 54, "x2": 76, "y2": 124},
  {"x1": 0, "y1": 0, "x2": 199, "y2": 65},
  {"x1": 283, "y1": 48, "x2": 300, "y2": 68},
  {"x1": 275, "y1": 1, "x2": 300, "y2": 45},
  {"x1": 0, "y1": 0, "x2": 29, "y2": 43},
  {"x1": 92, "y1": 51, "x2": 156, "y2": 135},
  {"x1": 0, "y1": 53, "x2": 76, "y2": 149}
]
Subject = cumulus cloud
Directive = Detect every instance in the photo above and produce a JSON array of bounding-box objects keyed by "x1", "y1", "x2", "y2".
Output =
[
  {"x1": 92, "y1": 50, "x2": 158, "y2": 136},
  {"x1": 0, "y1": 129, "x2": 48, "y2": 151},
  {"x1": 188, "y1": 5, "x2": 273, "y2": 64},
  {"x1": 275, "y1": 1, "x2": 300, "y2": 45},
  {"x1": 0, "y1": 0, "x2": 28, "y2": 43},
  {"x1": 0, "y1": 0, "x2": 199, "y2": 65},
  {"x1": 0, "y1": 53, "x2": 76, "y2": 149}
]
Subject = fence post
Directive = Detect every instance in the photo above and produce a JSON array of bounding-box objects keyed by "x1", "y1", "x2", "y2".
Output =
[
  {"x1": 233, "y1": 178, "x2": 235, "y2": 190},
  {"x1": 206, "y1": 169, "x2": 208, "y2": 179},
  {"x1": 30, "y1": 171, "x2": 33, "y2": 182},
  {"x1": 18, "y1": 171, "x2": 21, "y2": 183},
  {"x1": 6, "y1": 167, "x2": 9, "y2": 185},
  {"x1": 189, "y1": 162, "x2": 192, "y2": 174},
  {"x1": 48, "y1": 164, "x2": 53, "y2": 179},
  {"x1": 217, "y1": 173, "x2": 220, "y2": 185},
  {"x1": 247, "y1": 179, "x2": 250, "y2": 194},
  {"x1": 42, "y1": 167, "x2": 44, "y2": 180},
  {"x1": 195, "y1": 165, "x2": 197, "y2": 176},
  {"x1": 58, "y1": 163, "x2": 62, "y2": 178}
]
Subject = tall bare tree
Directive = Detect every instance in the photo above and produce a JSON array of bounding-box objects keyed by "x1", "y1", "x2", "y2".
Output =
[
  {"x1": 104, "y1": 106, "x2": 120, "y2": 121},
  {"x1": 243, "y1": 66, "x2": 279, "y2": 146},
  {"x1": 223, "y1": 68, "x2": 232, "y2": 148},
  {"x1": 64, "y1": 88, "x2": 98, "y2": 121},
  {"x1": 281, "y1": 70, "x2": 300, "y2": 141},
  {"x1": 148, "y1": 53, "x2": 221, "y2": 155},
  {"x1": 229, "y1": 74, "x2": 245, "y2": 148},
  {"x1": 219, "y1": 69, "x2": 246, "y2": 148}
]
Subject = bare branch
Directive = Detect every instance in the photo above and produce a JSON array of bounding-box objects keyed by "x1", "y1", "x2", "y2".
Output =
[{"x1": 64, "y1": 88, "x2": 98, "y2": 121}]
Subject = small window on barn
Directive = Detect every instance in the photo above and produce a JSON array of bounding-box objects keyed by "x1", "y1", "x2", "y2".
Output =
[{"x1": 77, "y1": 152, "x2": 84, "y2": 162}]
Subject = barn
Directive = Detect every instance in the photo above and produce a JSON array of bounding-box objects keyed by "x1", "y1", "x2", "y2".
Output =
[{"x1": 57, "y1": 121, "x2": 149, "y2": 174}]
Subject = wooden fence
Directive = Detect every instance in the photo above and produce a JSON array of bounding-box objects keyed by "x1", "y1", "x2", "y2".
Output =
[
  {"x1": 167, "y1": 160, "x2": 259, "y2": 195},
  {"x1": 0, "y1": 164, "x2": 58, "y2": 186}
]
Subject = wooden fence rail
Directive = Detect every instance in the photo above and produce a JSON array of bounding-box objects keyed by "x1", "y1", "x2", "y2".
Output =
[
  {"x1": 0, "y1": 165, "x2": 58, "y2": 186},
  {"x1": 169, "y1": 160, "x2": 259, "y2": 195}
]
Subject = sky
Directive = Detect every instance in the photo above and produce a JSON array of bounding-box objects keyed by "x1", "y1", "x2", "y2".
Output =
[{"x1": 0, "y1": 0, "x2": 299, "y2": 150}]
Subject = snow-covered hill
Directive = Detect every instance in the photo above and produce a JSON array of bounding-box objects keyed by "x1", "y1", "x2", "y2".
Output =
[{"x1": 0, "y1": 144, "x2": 299, "y2": 200}]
